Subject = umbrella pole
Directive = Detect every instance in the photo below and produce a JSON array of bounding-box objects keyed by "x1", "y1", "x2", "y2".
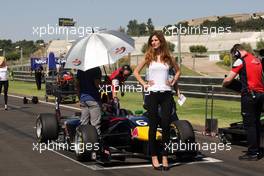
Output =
[
  {"x1": 107, "y1": 55, "x2": 112, "y2": 72},
  {"x1": 103, "y1": 65, "x2": 107, "y2": 75}
]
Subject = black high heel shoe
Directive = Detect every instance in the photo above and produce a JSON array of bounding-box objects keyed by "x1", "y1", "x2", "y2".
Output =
[
  {"x1": 152, "y1": 163, "x2": 162, "y2": 170},
  {"x1": 162, "y1": 156, "x2": 170, "y2": 171},
  {"x1": 162, "y1": 166, "x2": 170, "y2": 171}
]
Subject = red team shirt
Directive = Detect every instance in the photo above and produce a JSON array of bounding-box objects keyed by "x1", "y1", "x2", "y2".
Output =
[
  {"x1": 108, "y1": 68, "x2": 126, "y2": 84},
  {"x1": 231, "y1": 53, "x2": 264, "y2": 93},
  {"x1": 106, "y1": 67, "x2": 127, "y2": 93}
]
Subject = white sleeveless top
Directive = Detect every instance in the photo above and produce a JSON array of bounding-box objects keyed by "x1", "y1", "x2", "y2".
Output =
[
  {"x1": 0, "y1": 66, "x2": 8, "y2": 81},
  {"x1": 147, "y1": 61, "x2": 171, "y2": 91}
]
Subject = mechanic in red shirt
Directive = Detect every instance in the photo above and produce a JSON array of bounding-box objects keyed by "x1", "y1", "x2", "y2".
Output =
[
  {"x1": 107, "y1": 64, "x2": 132, "y2": 99},
  {"x1": 223, "y1": 44, "x2": 264, "y2": 161},
  {"x1": 101, "y1": 65, "x2": 132, "y2": 115}
]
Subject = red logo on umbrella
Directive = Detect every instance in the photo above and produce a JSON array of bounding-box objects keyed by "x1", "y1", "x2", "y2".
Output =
[
  {"x1": 72, "y1": 58, "x2": 81, "y2": 66},
  {"x1": 114, "y1": 47, "x2": 126, "y2": 55}
]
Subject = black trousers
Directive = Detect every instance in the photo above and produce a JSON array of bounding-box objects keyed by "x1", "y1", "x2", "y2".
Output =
[
  {"x1": 241, "y1": 93, "x2": 264, "y2": 154},
  {"x1": 146, "y1": 91, "x2": 173, "y2": 156},
  {"x1": 0, "y1": 81, "x2": 8, "y2": 104},
  {"x1": 35, "y1": 72, "x2": 42, "y2": 90}
]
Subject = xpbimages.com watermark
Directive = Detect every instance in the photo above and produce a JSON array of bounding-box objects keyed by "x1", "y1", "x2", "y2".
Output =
[
  {"x1": 163, "y1": 24, "x2": 232, "y2": 36},
  {"x1": 32, "y1": 141, "x2": 99, "y2": 154},
  {"x1": 165, "y1": 141, "x2": 232, "y2": 154},
  {"x1": 32, "y1": 24, "x2": 100, "y2": 38}
]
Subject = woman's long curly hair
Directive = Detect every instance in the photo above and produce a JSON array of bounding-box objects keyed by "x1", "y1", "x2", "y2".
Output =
[{"x1": 145, "y1": 31, "x2": 173, "y2": 66}]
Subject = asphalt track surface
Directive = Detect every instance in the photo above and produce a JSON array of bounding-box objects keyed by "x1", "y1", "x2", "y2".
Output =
[{"x1": 0, "y1": 95, "x2": 264, "y2": 176}]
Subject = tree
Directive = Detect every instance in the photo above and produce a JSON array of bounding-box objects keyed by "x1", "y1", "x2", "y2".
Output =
[
  {"x1": 138, "y1": 23, "x2": 148, "y2": 36},
  {"x1": 177, "y1": 21, "x2": 189, "y2": 28},
  {"x1": 0, "y1": 39, "x2": 13, "y2": 53},
  {"x1": 0, "y1": 39, "x2": 40, "y2": 61},
  {"x1": 189, "y1": 46, "x2": 196, "y2": 53},
  {"x1": 146, "y1": 18, "x2": 154, "y2": 35},
  {"x1": 189, "y1": 45, "x2": 208, "y2": 54},
  {"x1": 201, "y1": 20, "x2": 217, "y2": 28},
  {"x1": 127, "y1": 19, "x2": 153, "y2": 36},
  {"x1": 127, "y1": 20, "x2": 140, "y2": 36},
  {"x1": 216, "y1": 17, "x2": 236, "y2": 28},
  {"x1": 235, "y1": 18, "x2": 264, "y2": 32},
  {"x1": 257, "y1": 39, "x2": 264, "y2": 50},
  {"x1": 14, "y1": 40, "x2": 37, "y2": 57},
  {"x1": 5, "y1": 51, "x2": 20, "y2": 61}
]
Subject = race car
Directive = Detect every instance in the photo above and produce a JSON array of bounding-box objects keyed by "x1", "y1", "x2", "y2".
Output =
[
  {"x1": 35, "y1": 102, "x2": 197, "y2": 162},
  {"x1": 219, "y1": 118, "x2": 264, "y2": 146},
  {"x1": 220, "y1": 79, "x2": 264, "y2": 147}
]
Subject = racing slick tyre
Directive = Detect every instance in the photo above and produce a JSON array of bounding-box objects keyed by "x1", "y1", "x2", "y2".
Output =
[
  {"x1": 170, "y1": 120, "x2": 196, "y2": 160},
  {"x1": 74, "y1": 125, "x2": 99, "y2": 161},
  {"x1": 36, "y1": 113, "x2": 59, "y2": 143},
  {"x1": 170, "y1": 120, "x2": 195, "y2": 143}
]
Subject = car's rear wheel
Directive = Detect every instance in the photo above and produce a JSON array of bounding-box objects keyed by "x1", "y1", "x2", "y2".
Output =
[
  {"x1": 74, "y1": 125, "x2": 99, "y2": 161},
  {"x1": 36, "y1": 113, "x2": 59, "y2": 143}
]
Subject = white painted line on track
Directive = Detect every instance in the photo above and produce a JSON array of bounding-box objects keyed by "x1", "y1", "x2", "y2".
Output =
[
  {"x1": 92, "y1": 157, "x2": 223, "y2": 170},
  {"x1": 50, "y1": 148, "x2": 223, "y2": 171},
  {"x1": 49, "y1": 142, "x2": 222, "y2": 171},
  {"x1": 9, "y1": 94, "x2": 81, "y2": 111},
  {"x1": 50, "y1": 150, "x2": 99, "y2": 170}
]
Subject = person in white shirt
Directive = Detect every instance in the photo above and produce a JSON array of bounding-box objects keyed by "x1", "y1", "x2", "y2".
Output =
[
  {"x1": 0, "y1": 57, "x2": 9, "y2": 110},
  {"x1": 133, "y1": 31, "x2": 180, "y2": 171}
]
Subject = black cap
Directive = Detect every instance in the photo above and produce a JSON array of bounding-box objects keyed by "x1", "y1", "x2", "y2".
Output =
[{"x1": 122, "y1": 64, "x2": 132, "y2": 72}]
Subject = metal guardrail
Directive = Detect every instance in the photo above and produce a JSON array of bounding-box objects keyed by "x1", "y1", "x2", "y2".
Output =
[{"x1": 12, "y1": 71, "x2": 240, "y2": 101}]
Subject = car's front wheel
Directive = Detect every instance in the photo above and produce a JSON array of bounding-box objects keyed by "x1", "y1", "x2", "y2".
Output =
[
  {"x1": 169, "y1": 120, "x2": 197, "y2": 160},
  {"x1": 36, "y1": 113, "x2": 59, "y2": 143}
]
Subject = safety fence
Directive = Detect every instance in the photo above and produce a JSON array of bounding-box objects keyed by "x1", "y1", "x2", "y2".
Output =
[{"x1": 12, "y1": 71, "x2": 240, "y2": 101}]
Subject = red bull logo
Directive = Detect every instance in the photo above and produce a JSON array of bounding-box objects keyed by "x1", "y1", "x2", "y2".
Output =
[
  {"x1": 72, "y1": 58, "x2": 81, "y2": 66},
  {"x1": 114, "y1": 47, "x2": 126, "y2": 55}
]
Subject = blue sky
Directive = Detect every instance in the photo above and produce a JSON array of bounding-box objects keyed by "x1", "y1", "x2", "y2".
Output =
[{"x1": 0, "y1": 0, "x2": 263, "y2": 41}]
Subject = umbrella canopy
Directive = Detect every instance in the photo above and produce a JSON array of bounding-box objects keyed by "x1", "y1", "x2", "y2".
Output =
[{"x1": 64, "y1": 30, "x2": 134, "y2": 71}]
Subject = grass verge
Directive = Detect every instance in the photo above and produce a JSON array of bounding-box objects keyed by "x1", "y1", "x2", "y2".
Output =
[{"x1": 119, "y1": 92, "x2": 241, "y2": 127}]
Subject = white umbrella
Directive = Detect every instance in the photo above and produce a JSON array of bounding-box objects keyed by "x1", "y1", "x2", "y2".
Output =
[{"x1": 64, "y1": 30, "x2": 134, "y2": 71}]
